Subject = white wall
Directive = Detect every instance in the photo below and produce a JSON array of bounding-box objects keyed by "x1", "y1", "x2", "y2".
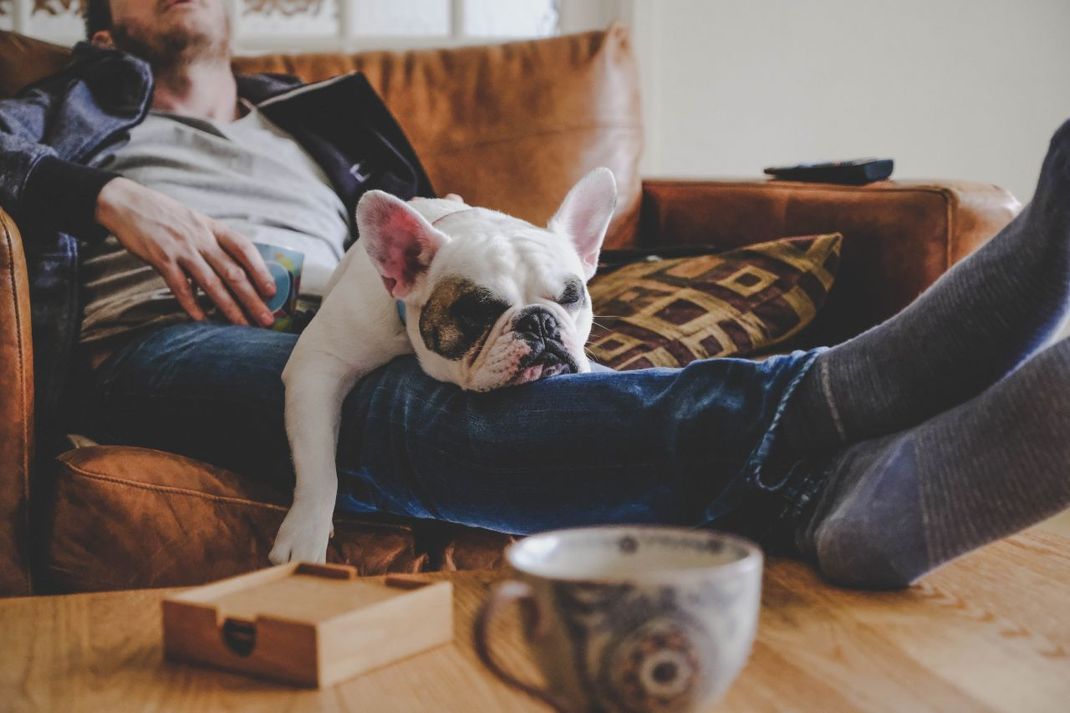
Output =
[{"x1": 623, "y1": 0, "x2": 1070, "y2": 204}]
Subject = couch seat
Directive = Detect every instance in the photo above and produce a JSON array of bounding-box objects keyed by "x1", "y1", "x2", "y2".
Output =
[{"x1": 44, "y1": 446, "x2": 513, "y2": 593}]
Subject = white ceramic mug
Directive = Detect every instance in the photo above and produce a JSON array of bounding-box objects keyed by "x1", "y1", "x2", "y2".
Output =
[{"x1": 474, "y1": 526, "x2": 763, "y2": 713}]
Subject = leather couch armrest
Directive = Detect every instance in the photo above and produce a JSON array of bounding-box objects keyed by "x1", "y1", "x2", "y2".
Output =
[
  {"x1": 638, "y1": 178, "x2": 1021, "y2": 346},
  {"x1": 0, "y1": 207, "x2": 34, "y2": 596}
]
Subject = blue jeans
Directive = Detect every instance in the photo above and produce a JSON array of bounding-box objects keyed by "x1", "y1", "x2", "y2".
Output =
[{"x1": 78, "y1": 323, "x2": 823, "y2": 542}]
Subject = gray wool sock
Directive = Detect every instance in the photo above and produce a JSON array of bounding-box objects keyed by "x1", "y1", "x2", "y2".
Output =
[
  {"x1": 795, "y1": 336, "x2": 1070, "y2": 589},
  {"x1": 783, "y1": 118, "x2": 1070, "y2": 451}
]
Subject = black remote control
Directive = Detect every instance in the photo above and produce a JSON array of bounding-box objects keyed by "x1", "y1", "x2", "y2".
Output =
[{"x1": 763, "y1": 158, "x2": 894, "y2": 185}]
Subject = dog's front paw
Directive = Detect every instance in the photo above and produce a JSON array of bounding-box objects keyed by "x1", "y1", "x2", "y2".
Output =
[{"x1": 269, "y1": 500, "x2": 335, "y2": 565}]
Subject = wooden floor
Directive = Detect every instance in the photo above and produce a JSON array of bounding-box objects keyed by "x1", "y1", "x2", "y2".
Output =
[
  {"x1": 0, "y1": 531, "x2": 1068, "y2": 712},
  {"x1": 722, "y1": 531, "x2": 1070, "y2": 713}
]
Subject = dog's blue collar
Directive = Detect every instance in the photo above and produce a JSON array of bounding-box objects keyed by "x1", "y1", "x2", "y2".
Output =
[{"x1": 396, "y1": 299, "x2": 407, "y2": 325}]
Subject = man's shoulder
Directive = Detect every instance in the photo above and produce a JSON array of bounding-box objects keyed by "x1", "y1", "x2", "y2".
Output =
[{"x1": 4, "y1": 40, "x2": 152, "y2": 99}]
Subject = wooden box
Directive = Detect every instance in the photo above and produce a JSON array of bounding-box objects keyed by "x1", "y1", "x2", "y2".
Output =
[{"x1": 162, "y1": 562, "x2": 453, "y2": 687}]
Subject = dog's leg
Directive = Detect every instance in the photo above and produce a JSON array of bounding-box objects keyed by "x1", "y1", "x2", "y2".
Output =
[
  {"x1": 269, "y1": 349, "x2": 360, "y2": 565},
  {"x1": 272, "y1": 235, "x2": 414, "y2": 564}
]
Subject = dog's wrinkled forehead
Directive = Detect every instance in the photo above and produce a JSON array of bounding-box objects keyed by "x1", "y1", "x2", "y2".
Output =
[{"x1": 418, "y1": 276, "x2": 511, "y2": 361}]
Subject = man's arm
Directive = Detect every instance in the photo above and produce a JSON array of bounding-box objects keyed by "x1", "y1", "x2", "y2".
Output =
[
  {"x1": 0, "y1": 84, "x2": 120, "y2": 242},
  {"x1": 0, "y1": 88, "x2": 277, "y2": 326},
  {"x1": 95, "y1": 178, "x2": 280, "y2": 326}
]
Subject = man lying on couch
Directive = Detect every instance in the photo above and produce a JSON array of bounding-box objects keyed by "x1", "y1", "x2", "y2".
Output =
[{"x1": 1, "y1": 0, "x2": 1067, "y2": 589}]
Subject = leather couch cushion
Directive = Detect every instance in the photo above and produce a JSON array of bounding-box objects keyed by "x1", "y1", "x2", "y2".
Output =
[
  {"x1": 45, "y1": 445, "x2": 515, "y2": 593},
  {"x1": 0, "y1": 31, "x2": 70, "y2": 98},
  {"x1": 46, "y1": 446, "x2": 425, "y2": 592}
]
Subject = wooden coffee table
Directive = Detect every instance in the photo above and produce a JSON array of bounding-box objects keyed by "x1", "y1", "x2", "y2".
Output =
[{"x1": 2, "y1": 531, "x2": 1068, "y2": 712}]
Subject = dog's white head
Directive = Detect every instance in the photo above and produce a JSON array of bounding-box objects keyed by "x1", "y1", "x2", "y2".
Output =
[{"x1": 356, "y1": 168, "x2": 617, "y2": 391}]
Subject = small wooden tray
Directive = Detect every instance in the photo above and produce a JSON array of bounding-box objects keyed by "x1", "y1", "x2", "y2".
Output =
[{"x1": 162, "y1": 563, "x2": 453, "y2": 687}]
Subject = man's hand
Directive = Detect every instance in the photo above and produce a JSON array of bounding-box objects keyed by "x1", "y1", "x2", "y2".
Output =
[{"x1": 95, "y1": 177, "x2": 277, "y2": 326}]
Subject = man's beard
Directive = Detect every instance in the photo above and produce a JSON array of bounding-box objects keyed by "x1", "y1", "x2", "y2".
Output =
[{"x1": 110, "y1": 15, "x2": 231, "y2": 71}]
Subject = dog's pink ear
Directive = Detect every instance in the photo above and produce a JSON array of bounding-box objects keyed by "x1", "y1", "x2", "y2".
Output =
[
  {"x1": 548, "y1": 168, "x2": 618, "y2": 280},
  {"x1": 356, "y1": 190, "x2": 450, "y2": 298}
]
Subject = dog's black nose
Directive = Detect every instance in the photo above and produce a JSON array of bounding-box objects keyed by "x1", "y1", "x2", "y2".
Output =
[{"x1": 514, "y1": 307, "x2": 561, "y2": 343}]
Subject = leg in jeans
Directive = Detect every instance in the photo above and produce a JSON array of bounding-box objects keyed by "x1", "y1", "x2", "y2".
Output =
[
  {"x1": 82, "y1": 322, "x2": 819, "y2": 536},
  {"x1": 83, "y1": 323, "x2": 1070, "y2": 590}
]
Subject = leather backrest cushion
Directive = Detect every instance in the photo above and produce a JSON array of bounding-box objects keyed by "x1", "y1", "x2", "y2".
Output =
[
  {"x1": 0, "y1": 27, "x2": 643, "y2": 247},
  {"x1": 0, "y1": 31, "x2": 71, "y2": 97}
]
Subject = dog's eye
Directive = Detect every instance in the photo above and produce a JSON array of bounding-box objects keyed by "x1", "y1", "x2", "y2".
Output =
[
  {"x1": 557, "y1": 280, "x2": 584, "y2": 308},
  {"x1": 456, "y1": 311, "x2": 483, "y2": 330},
  {"x1": 452, "y1": 291, "x2": 508, "y2": 333}
]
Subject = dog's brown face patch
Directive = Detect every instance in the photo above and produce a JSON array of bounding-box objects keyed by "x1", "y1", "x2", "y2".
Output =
[{"x1": 419, "y1": 277, "x2": 511, "y2": 360}]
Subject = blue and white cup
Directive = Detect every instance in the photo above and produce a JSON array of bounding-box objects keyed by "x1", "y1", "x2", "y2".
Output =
[
  {"x1": 253, "y1": 242, "x2": 303, "y2": 331},
  {"x1": 474, "y1": 526, "x2": 763, "y2": 713}
]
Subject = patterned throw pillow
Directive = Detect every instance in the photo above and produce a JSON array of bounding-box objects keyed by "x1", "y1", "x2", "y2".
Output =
[{"x1": 586, "y1": 234, "x2": 843, "y2": 370}]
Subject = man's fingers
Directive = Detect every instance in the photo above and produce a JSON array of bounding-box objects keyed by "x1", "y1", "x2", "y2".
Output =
[
  {"x1": 203, "y1": 247, "x2": 275, "y2": 327},
  {"x1": 215, "y1": 225, "x2": 277, "y2": 298},
  {"x1": 178, "y1": 254, "x2": 250, "y2": 326},
  {"x1": 159, "y1": 262, "x2": 207, "y2": 322}
]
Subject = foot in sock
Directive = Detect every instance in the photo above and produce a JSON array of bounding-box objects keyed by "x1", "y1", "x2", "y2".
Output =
[
  {"x1": 784, "y1": 118, "x2": 1070, "y2": 451},
  {"x1": 793, "y1": 336, "x2": 1070, "y2": 589}
]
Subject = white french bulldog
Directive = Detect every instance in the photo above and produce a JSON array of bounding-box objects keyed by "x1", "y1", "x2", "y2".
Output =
[{"x1": 269, "y1": 168, "x2": 618, "y2": 564}]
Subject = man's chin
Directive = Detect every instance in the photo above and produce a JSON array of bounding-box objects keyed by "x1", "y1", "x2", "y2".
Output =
[{"x1": 111, "y1": 17, "x2": 229, "y2": 67}]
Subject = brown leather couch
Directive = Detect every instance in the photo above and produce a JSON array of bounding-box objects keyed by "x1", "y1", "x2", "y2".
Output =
[{"x1": 0, "y1": 27, "x2": 1020, "y2": 597}]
